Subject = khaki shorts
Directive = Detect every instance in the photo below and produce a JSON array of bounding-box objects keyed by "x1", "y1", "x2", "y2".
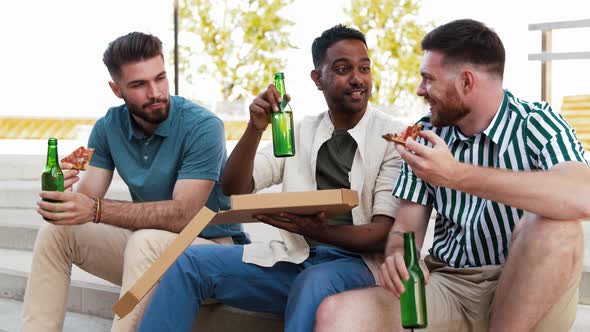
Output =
[{"x1": 421, "y1": 255, "x2": 579, "y2": 332}]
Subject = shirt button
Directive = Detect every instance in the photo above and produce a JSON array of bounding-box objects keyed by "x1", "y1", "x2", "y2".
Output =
[{"x1": 144, "y1": 155, "x2": 148, "y2": 160}]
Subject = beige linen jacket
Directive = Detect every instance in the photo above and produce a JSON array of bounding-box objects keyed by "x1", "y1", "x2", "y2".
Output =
[{"x1": 243, "y1": 108, "x2": 405, "y2": 282}]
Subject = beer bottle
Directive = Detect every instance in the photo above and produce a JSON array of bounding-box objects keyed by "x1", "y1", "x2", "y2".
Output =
[
  {"x1": 271, "y1": 72, "x2": 295, "y2": 157},
  {"x1": 400, "y1": 231, "x2": 428, "y2": 329},
  {"x1": 41, "y1": 138, "x2": 64, "y2": 211}
]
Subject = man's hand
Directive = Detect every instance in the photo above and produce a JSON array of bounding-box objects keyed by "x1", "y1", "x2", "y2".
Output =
[
  {"x1": 37, "y1": 191, "x2": 94, "y2": 225},
  {"x1": 59, "y1": 162, "x2": 80, "y2": 191},
  {"x1": 255, "y1": 211, "x2": 327, "y2": 239},
  {"x1": 248, "y1": 84, "x2": 291, "y2": 132},
  {"x1": 380, "y1": 252, "x2": 430, "y2": 298},
  {"x1": 395, "y1": 130, "x2": 461, "y2": 188}
]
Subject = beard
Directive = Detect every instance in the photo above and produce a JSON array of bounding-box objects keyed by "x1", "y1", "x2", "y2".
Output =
[
  {"x1": 126, "y1": 97, "x2": 170, "y2": 125},
  {"x1": 428, "y1": 87, "x2": 470, "y2": 128}
]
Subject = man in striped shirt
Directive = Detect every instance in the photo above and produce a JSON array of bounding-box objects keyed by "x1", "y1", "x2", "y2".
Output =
[{"x1": 315, "y1": 19, "x2": 590, "y2": 331}]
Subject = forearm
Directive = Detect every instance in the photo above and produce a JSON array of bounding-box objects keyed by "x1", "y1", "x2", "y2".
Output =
[
  {"x1": 453, "y1": 161, "x2": 590, "y2": 220},
  {"x1": 310, "y1": 215, "x2": 393, "y2": 252},
  {"x1": 222, "y1": 123, "x2": 262, "y2": 195},
  {"x1": 385, "y1": 222, "x2": 429, "y2": 257},
  {"x1": 384, "y1": 201, "x2": 431, "y2": 257},
  {"x1": 100, "y1": 199, "x2": 193, "y2": 233}
]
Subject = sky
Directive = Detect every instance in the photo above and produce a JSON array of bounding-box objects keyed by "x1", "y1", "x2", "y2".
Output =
[{"x1": 0, "y1": 0, "x2": 588, "y2": 121}]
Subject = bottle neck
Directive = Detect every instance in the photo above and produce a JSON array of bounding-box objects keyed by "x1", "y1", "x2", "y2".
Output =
[
  {"x1": 274, "y1": 77, "x2": 289, "y2": 112},
  {"x1": 274, "y1": 78, "x2": 286, "y2": 97},
  {"x1": 46, "y1": 142, "x2": 59, "y2": 167},
  {"x1": 403, "y1": 232, "x2": 419, "y2": 265}
]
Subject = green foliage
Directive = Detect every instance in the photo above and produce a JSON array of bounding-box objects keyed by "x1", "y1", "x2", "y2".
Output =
[
  {"x1": 345, "y1": 0, "x2": 431, "y2": 107},
  {"x1": 178, "y1": 0, "x2": 295, "y2": 101}
]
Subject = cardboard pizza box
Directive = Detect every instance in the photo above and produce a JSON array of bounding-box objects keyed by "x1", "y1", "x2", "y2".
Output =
[
  {"x1": 211, "y1": 188, "x2": 359, "y2": 224},
  {"x1": 112, "y1": 189, "x2": 358, "y2": 318},
  {"x1": 112, "y1": 207, "x2": 217, "y2": 318}
]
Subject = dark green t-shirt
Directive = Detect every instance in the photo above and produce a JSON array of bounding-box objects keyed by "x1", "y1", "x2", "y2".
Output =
[{"x1": 306, "y1": 128, "x2": 357, "y2": 247}]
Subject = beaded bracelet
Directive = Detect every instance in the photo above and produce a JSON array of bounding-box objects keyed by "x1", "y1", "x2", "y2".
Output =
[
  {"x1": 92, "y1": 197, "x2": 102, "y2": 224},
  {"x1": 96, "y1": 197, "x2": 102, "y2": 223}
]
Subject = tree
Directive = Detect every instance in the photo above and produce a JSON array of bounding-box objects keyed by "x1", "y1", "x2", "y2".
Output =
[
  {"x1": 345, "y1": 0, "x2": 431, "y2": 108},
  {"x1": 178, "y1": 0, "x2": 295, "y2": 101}
]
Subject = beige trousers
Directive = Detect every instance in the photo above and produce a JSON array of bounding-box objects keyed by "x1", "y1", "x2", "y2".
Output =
[
  {"x1": 21, "y1": 222, "x2": 232, "y2": 332},
  {"x1": 421, "y1": 255, "x2": 579, "y2": 332}
]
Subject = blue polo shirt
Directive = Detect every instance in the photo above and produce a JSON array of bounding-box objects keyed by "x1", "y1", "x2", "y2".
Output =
[{"x1": 88, "y1": 96, "x2": 248, "y2": 244}]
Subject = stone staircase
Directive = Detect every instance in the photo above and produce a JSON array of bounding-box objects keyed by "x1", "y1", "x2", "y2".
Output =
[
  {"x1": 0, "y1": 151, "x2": 589, "y2": 331},
  {"x1": 0, "y1": 152, "x2": 284, "y2": 331}
]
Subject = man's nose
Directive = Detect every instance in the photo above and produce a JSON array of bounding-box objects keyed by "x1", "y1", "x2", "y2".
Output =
[
  {"x1": 147, "y1": 82, "x2": 162, "y2": 99},
  {"x1": 416, "y1": 81, "x2": 426, "y2": 97},
  {"x1": 350, "y1": 70, "x2": 364, "y2": 86}
]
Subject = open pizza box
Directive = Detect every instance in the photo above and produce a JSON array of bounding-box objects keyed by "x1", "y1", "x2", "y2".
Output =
[{"x1": 112, "y1": 188, "x2": 359, "y2": 318}]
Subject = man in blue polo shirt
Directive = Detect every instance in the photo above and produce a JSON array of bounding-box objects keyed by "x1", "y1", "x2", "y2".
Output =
[{"x1": 23, "y1": 32, "x2": 247, "y2": 332}]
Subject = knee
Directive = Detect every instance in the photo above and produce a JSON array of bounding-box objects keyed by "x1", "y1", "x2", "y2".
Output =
[
  {"x1": 293, "y1": 268, "x2": 335, "y2": 295},
  {"x1": 162, "y1": 245, "x2": 235, "y2": 287},
  {"x1": 124, "y1": 229, "x2": 173, "y2": 266},
  {"x1": 315, "y1": 294, "x2": 341, "y2": 329},
  {"x1": 34, "y1": 223, "x2": 68, "y2": 250},
  {"x1": 177, "y1": 244, "x2": 237, "y2": 273},
  {"x1": 513, "y1": 215, "x2": 583, "y2": 266}
]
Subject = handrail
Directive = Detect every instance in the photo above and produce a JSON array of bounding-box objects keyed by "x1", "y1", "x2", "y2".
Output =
[
  {"x1": 529, "y1": 19, "x2": 590, "y2": 31},
  {"x1": 528, "y1": 18, "x2": 590, "y2": 104}
]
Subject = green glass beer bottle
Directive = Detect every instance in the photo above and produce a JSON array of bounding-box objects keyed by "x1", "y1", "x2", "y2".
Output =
[
  {"x1": 41, "y1": 138, "x2": 64, "y2": 207},
  {"x1": 400, "y1": 231, "x2": 428, "y2": 329},
  {"x1": 271, "y1": 72, "x2": 295, "y2": 157}
]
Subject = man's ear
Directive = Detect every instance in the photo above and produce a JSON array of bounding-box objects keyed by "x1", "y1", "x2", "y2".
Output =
[
  {"x1": 310, "y1": 69, "x2": 323, "y2": 90},
  {"x1": 108, "y1": 81, "x2": 123, "y2": 99},
  {"x1": 460, "y1": 70, "x2": 475, "y2": 94}
]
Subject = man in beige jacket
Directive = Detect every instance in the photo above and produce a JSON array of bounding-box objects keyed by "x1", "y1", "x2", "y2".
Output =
[{"x1": 138, "y1": 24, "x2": 405, "y2": 332}]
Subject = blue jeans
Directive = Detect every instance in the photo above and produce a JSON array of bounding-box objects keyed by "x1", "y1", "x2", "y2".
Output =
[{"x1": 138, "y1": 245, "x2": 375, "y2": 332}]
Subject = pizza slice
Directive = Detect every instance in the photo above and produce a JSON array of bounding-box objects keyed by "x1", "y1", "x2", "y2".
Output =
[
  {"x1": 60, "y1": 146, "x2": 95, "y2": 171},
  {"x1": 382, "y1": 123, "x2": 423, "y2": 145}
]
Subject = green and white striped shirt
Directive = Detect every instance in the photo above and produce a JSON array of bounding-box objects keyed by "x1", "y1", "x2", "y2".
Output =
[{"x1": 393, "y1": 90, "x2": 588, "y2": 268}]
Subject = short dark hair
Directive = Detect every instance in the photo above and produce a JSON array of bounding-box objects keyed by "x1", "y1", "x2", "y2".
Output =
[
  {"x1": 421, "y1": 19, "x2": 505, "y2": 78},
  {"x1": 103, "y1": 32, "x2": 164, "y2": 80},
  {"x1": 311, "y1": 24, "x2": 367, "y2": 69}
]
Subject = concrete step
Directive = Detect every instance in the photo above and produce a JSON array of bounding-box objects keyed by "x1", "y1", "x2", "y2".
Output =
[
  {"x1": 0, "y1": 151, "x2": 125, "y2": 181},
  {"x1": 0, "y1": 180, "x2": 131, "y2": 209},
  {"x1": 0, "y1": 297, "x2": 587, "y2": 332},
  {"x1": 0, "y1": 209, "x2": 40, "y2": 250},
  {"x1": 573, "y1": 304, "x2": 590, "y2": 332},
  {"x1": 0, "y1": 297, "x2": 111, "y2": 332},
  {"x1": 0, "y1": 154, "x2": 46, "y2": 181},
  {"x1": 0, "y1": 248, "x2": 283, "y2": 331},
  {"x1": 0, "y1": 207, "x2": 282, "y2": 251},
  {"x1": 0, "y1": 248, "x2": 120, "y2": 319}
]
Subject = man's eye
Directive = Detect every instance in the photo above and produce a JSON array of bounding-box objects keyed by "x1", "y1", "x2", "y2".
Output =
[
  {"x1": 361, "y1": 66, "x2": 371, "y2": 73},
  {"x1": 335, "y1": 67, "x2": 349, "y2": 74}
]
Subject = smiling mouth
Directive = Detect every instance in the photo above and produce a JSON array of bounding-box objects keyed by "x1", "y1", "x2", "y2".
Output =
[
  {"x1": 424, "y1": 97, "x2": 436, "y2": 107},
  {"x1": 347, "y1": 90, "x2": 366, "y2": 98}
]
